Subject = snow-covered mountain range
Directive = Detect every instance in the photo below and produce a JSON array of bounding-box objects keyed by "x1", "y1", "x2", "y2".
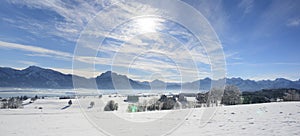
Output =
[{"x1": 0, "y1": 66, "x2": 299, "y2": 91}]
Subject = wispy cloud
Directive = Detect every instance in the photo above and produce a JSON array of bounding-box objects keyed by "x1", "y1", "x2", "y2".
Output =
[
  {"x1": 238, "y1": 0, "x2": 254, "y2": 14},
  {"x1": 0, "y1": 41, "x2": 72, "y2": 58},
  {"x1": 51, "y1": 67, "x2": 97, "y2": 78},
  {"x1": 227, "y1": 62, "x2": 300, "y2": 66},
  {"x1": 183, "y1": 0, "x2": 230, "y2": 40},
  {"x1": 287, "y1": 18, "x2": 300, "y2": 27},
  {"x1": 252, "y1": 0, "x2": 300, "y2": 37},
  {"x1": 247, "y1": 73, "x2": 300, "y2": 81},
  {"x1": 0, "y1": 41, "x2": 113, "y2": 67},
  {"x1": 7, "y1": 0, "x2": 103, "y2": 42},
  {"x1": 3, "y1": 0, "x2": 226, "y2": 82},
  {"x1": 71, "y1": 1, "x2": 222, "y2": 81},
  {"x1": 225, "y1": 51, "x2": 242, "y2": 60},
  {"x1": 18, "y1": 60, "x2": 38, "y2": 66}
]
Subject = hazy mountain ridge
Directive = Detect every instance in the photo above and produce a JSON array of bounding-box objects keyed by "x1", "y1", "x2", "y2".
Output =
[{"x1": 0, "y1": 66, "x2": 299, "y2": 91}]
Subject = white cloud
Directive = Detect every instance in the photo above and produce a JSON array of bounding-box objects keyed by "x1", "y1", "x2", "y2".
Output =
[{"x1": 287, "y1": 18, "x2": 300, "y2": 27}]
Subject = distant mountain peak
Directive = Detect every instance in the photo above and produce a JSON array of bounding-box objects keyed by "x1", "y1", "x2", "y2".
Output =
[
  {"x1": 103, "y1": 70, "x2": 112, "y2": 74},
  {"x1": 275, "y1": 78, "x2": 289, "y2": 81},
  {"x1": 26, "y1": 65, "x2": 42, "y2": 69},
  {"x1": 151, "y1": 79, "x2": 164, "y2": 83},
  {"x1": 203, "y1": 77, "x2": 212, "y2": 81},
  {"x1": 97, "y1": 71, "x2": 126, "y2": 79},
  {"x1": 24, "y1": 65, "x2": 44, "y2": 71},
  {"x1": 98, "y1": 71, "x2": 112, "y2": 77},
  {"x1": 230, "y1": 77, "x2": 243, "y2": 80}
]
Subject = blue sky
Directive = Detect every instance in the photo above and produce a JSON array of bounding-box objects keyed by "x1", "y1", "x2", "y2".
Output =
[{"x1": 0, "y1": 0, "x2": 299, "y2": 82}]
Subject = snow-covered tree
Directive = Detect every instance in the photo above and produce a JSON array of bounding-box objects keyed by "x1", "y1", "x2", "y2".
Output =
[
  {"x1": 221, "y1": 85, "x2": 241, "y2": 105},
  {"x1": 104, "y1": 100, "x2": 118, "y2": 111}
]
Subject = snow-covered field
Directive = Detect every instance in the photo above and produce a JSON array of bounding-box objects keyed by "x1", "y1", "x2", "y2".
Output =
[{"x1": 0, "y1": 97, "x2": 299, "y2": 136}]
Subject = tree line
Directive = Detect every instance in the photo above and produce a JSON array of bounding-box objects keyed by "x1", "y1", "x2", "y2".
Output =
[{"x1": 195, "y1": 86, "x2": 300, "y2": 106}]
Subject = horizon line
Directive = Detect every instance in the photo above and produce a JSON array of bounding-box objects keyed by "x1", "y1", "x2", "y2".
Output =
[{"x1": 0, "y1": 65, "x2": 299, "y2": 83}]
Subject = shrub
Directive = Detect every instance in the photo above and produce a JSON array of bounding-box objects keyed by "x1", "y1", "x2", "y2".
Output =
[
  {"x1": 68, "y1": 100, "x2": 72, "y2": 105},
  {"x1": 158, "y1": 95, "x2": 168, "y2": 102},
  {"x1": 146, "y1": 96, "x2": 178, "y2": 111},
  {"x1": 104, "y1": 100, "x2": 118, "y2": 111},
  {"x1": 161, "y1": 97, "x2": 176, "y2": 110},
  {"x1": 196, "y1": 92, "x2": 208, "y2": 104},
  {"x1": 20, "y1": 96, "x2": 28, "y2": 101},
  {"x1": 146, "y1": 98, "x2": 160, "y2": 111},
  {"x1": 90, "y1": 101, "x2": 95, "y2": 108}
]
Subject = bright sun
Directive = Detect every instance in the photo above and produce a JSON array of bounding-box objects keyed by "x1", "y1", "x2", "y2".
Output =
[{"x1": 135, "y1": 18, "x2": 158, "y2": 33}]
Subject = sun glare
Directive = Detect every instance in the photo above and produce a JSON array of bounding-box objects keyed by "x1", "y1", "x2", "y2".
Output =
[{"x1": 135, "y1": 18, "x2": 158, "y2": 33}]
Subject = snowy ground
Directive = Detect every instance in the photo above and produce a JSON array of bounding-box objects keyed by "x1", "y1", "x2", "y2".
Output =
[{"x1": 0, "y1": 97, "x2": 299, "y2": 136}]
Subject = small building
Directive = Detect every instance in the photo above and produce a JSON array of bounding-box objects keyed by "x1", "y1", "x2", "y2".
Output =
[{"x1": 126, "y1": 95, "x2": 139, "y2": 103}]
